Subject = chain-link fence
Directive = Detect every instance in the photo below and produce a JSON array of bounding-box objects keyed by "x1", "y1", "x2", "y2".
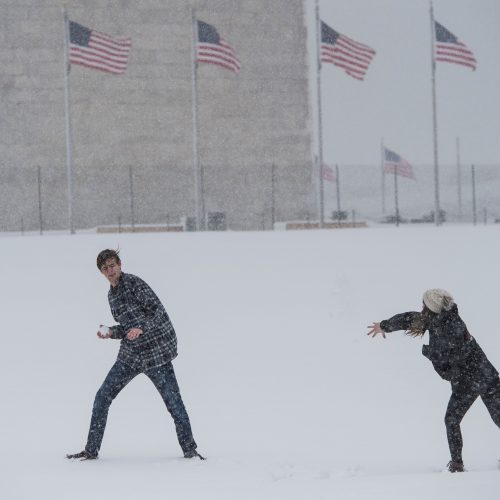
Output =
[
  {"x1": 321, "y1": 163, "x2": 500, "y2": 225},
  {"x1": 0, "y1": 162, "x2": 315, "y2": 233},
  {"x1": 1, "y1": 162, "x2": 498, "y2": 234}
]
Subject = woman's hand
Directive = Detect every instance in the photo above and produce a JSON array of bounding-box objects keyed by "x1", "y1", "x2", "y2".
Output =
[{"x1": 367, "y1": 322, "x2": 386, "y2": 338}]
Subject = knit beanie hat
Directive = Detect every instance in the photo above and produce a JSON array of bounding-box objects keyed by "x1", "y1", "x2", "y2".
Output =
[{"x1": 423, "y1": 289, "x2": 454, "y2": 314}]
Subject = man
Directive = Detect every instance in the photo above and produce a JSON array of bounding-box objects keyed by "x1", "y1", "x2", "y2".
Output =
[
  {"x1": 368, "y1": 289, "x2": 500, "y2": 472},
  {"x1": 67, "y1": 249, "x2": 204, "y2": 461}
]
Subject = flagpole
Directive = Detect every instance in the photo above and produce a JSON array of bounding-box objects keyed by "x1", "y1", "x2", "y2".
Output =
[
  {"x1": 129, "y1": 165, "x2": 135, "y2": 231},
  {"x1": 62, "y1": 6, "x2": 75, "y2": 234},
  {"x1": 429, "y1": 0, "x2": 440, "y2": 226},
  {"x1": 394, "y1": 166, "x2": 400, "y2": 227},
  {"x1": 471, "y1": 164, "x2": 476, "y2": 225},
  {"x1": 37, "y1": 165, "x2": 43, "y2": 235},
  {"x1": 456, "y1": 136, "x2": 462, "y2": 221},
  {"x1": 335, "y1": 164, "x2": 341, "y2": 224},
  {"x1": 381, "y1": 138, "x2": 386, "y2": 214},
  {"x1": 191, "y1": 10, "x2": 202, "y2": 231},
  {"x1": 200, "y1": 163, "x2": 206, "y2": 229},
  {"x1": 315, "y1": 0, "x2": 325, "y2": 228},
  {"x1": 271, "y1": 163, "x2": 276, "y2": 229}
]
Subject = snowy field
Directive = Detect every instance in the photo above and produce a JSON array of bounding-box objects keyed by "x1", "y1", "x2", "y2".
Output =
[{"x1": 1, "y1": 225, "x2": 500, "y2": 499}]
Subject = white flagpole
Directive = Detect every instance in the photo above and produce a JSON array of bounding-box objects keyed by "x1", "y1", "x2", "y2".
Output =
[
  {"x1": 191, "y1": 10, "x2": 202, "y2": 231},
  {"x1": 381, "y1": 138, "x2": 386, "y2": 213},
  {"x1": 471, "y1": 164, "x2": 476, "y2": 225},
  {"x1": 430, "y1": 1, "x2": 441, "y2": 226},
  {"x1": 62, "y1": 6, "x2": 75, "y2": 234},
  {"x1": 456, "y1": 136, "x2": 462, "y2": 221},
  {"x1": 335, "y1": 163, "x2": 341, "y2": 221},
  {"x1": 394, "y1": 165, "x2": 400, "y2": 227},
  {"x1": 315, "y1": 0, "x2": 325, "y2": 228}
]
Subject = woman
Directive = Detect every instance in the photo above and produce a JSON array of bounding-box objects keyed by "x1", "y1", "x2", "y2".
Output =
[{"x1": 367, "y1": 288, "x2": 500, "y2": 472}]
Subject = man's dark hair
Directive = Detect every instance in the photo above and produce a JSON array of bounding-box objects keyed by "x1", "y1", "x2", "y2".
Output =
[{"x1": 97, "y1": 249, "x2": 121, "y2": 270}]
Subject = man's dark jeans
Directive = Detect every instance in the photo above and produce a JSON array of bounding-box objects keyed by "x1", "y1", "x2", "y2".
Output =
[{"x1": 85, "y1": 360, "x2": 197, "y2": 455}]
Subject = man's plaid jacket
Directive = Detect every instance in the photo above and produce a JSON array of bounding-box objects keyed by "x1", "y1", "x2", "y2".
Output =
[{"x1": 108, "y1": 273, "x2": 178, "y2": 370}]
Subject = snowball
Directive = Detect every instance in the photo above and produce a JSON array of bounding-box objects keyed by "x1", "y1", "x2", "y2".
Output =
[{"x1": 99, "y1": 325, "x2": 110, "y2": 335}]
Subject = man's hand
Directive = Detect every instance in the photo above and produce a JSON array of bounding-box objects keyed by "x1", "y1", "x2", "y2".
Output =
[
  {"x1": 97, "y1": 325, "x2": 111, "y2": 339},
  {"x1": 126, "y1": 328, "x2": 143, "y2": 341},
  {"x1": 367, "y1": 322, "x2": 386, "y2": 339}
]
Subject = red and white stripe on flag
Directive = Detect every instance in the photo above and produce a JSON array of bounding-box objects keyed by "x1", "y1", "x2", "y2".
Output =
[
  {"x1": 434, "y1": 21, "x2": 476, "y2": 71},
  {"x1": 320, "y1": 22, "x2": 376, "y2": 81},
  {"x1": 196, "y1": 20, "x2": 240, "y2": 74},
  {"x1": 322, "y1": 165, "x2": 336, "y2": 182},
  {"x1": 384, "y1": 163, "x2": 415, "y2": 180},
  {"x1": 69, "y1": 22, "x2": 131, "y2": 75},
  {"x1": 197, "y1": 40, "x2": 241, "y2": 73}
]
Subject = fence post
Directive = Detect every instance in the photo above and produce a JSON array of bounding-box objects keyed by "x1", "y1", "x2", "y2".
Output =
[
  {"x1": 471, "y1": 165, "x2": 476, "y2": 226},
  {"x1": 271, "y1": 163, "x2": 276, "y2": 230},
  {"x1": 37, "y1": 166, "x2": 43, "y2": 235},
  {"x1": 129, "y1": 166, "x2": 135, "y2": 231}
]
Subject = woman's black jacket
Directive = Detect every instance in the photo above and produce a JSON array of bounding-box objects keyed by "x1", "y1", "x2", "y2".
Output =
[{"x1": 380, "y1": 305, "x2": 498, "y2": 383}]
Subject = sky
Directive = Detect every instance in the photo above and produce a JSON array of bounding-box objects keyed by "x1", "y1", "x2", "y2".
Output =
[
  {"x1": 2, "y1": 227, "x2": 500, "y2": 499},
  {"x1": 306, "y1": 0, "x2": 500, "y2": 167}
]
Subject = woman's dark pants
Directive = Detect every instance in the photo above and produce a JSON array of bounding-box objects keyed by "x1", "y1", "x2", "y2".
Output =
[{"x1": 445, "y1": 376, "x2": 500, "y2": 462}]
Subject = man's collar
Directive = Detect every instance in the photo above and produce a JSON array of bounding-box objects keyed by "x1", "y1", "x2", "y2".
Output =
[{"x1": 110, "y1": 272, "x2": 124, "y2": 292}]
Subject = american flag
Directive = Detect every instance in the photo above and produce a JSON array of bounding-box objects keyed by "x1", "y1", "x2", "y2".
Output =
[
  {"x1": 434, "y1": 21, "x2": 476, "y2": 71},
  {"x1": 197, "y1": 20, "x2": 240, "y2": 74},
  {"x1": 322, "y1": 164, "x2": 336, "y2": 183},
  {"x1": 320, "y1": 21, "x2": 376, "y2": 81},
  {"x1": 383, "y1": 148, "x2": 415, "y2": 180},
  {"x1": 69, "y1": 21, "x2": 131, "y2": 75}
]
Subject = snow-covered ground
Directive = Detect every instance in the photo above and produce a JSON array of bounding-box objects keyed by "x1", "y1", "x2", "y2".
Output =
[{"x1": 1, "y1": 225, "x2": 499, "y2": 499}]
